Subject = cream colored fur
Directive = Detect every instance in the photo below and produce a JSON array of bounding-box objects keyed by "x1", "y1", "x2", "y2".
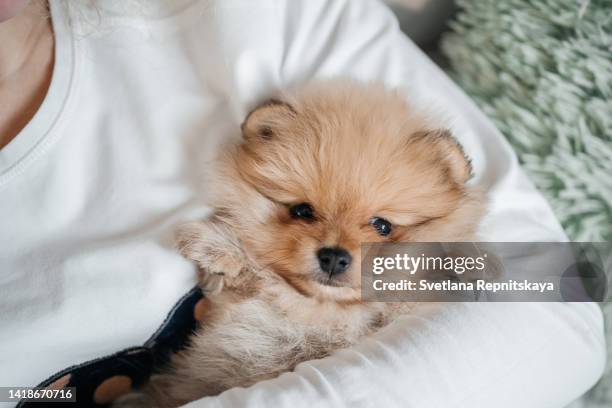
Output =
[{"x1": 114, "y1": 80, "x2": 484, "y2": 407}]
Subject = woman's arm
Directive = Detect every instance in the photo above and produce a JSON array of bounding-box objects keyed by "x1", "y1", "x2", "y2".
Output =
[
  {"x1": 184, "y1": 303, "x2": 603, "y2": 408},
  {"x1": 184, "y1": 1, "x2": 605, "y2": 406}
]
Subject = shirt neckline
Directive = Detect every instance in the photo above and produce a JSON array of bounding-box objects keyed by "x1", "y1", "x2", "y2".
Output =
[{"x1": 0, "y1": 0, "x2": 75, "y2": 184}]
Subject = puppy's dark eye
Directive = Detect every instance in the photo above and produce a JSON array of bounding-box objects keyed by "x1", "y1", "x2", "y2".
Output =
[
  {"x1": 370, "y1": 217, "x2": 392, "y2": 236},
  {"x1": 290, "y1": 203, "x2": 315, "y2": 220}
]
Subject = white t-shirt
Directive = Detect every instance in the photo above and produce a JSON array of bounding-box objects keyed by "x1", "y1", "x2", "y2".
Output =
[{"x1": 0, "y1": 1, "x2": 605, "y2": 407}]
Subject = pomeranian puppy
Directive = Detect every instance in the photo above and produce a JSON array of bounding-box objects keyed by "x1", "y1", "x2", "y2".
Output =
[{"x1": 116, "y1": 80, "x2": 484, "y2": 407}]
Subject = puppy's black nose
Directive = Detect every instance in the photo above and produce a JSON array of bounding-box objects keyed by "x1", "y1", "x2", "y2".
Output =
[{"x1": 317, "y1": 247, "x2": 352, "y2": 275}]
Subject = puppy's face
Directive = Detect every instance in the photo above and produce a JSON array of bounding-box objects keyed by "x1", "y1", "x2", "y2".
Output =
[{"x1": 216, "y1": 82, "x2": 483, "y2": 302}]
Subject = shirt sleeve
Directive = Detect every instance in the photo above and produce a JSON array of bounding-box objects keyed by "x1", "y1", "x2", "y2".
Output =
[{"x1": 183, "y1": 1, "x2": 606, "y2": 407}]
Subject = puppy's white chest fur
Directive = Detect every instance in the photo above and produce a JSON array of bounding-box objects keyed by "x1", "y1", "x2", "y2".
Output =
[{"x1": 159, "y1": 282, "x2": 384, "y2": 404}]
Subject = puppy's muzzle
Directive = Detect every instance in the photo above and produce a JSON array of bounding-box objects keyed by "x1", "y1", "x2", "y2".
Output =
[{"x1": 317, "y1": 247, "x2": 352, "y2": 275}]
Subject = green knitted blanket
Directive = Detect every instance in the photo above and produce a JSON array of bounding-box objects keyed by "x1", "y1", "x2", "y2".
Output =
[
  {"x1": 441, "y1": 0, "x2": 611, "y2": 405},
  {"x1": 441, "y1": 0, "x2": 611, "y2": 241}
]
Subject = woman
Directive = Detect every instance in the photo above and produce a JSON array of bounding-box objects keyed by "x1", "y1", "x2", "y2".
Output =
[{"x1": 0, "y1": 0, "x2": 604, "y2": 407}]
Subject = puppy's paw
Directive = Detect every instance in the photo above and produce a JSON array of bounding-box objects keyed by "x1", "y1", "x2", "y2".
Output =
[
  {"x1": 198, "y1": 254, "x2": 245, "y2": 294},
  {"x1": 176, "y1": 221, "x2": 247, "y2": 294},
  {"x1": 175, "y1": 222, "x2": 213, "y2": 263}
]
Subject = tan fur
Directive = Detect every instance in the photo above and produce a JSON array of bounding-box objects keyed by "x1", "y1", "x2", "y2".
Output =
[{"x1": 114, "y1": 80, "x2": 485, "y2": 407}]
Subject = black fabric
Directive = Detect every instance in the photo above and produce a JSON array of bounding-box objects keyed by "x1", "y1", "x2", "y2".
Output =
[{"x1": 18, "y1": 286, "x2": 203, "y2": 408}]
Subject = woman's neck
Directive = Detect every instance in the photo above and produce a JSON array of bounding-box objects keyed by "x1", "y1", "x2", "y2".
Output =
[{"x1": 0, "y1": 0, "x2": 53, "y2": 149}]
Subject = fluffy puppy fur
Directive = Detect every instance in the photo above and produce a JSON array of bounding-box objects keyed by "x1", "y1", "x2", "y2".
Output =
[{"x1": 115, "y1": 80, "x2": 484, "y2": 407}]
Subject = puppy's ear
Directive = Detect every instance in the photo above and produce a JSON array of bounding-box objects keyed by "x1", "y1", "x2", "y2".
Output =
[
  {"x1": 408, "y1": 129, "x2": 473, "y2": 184},
  {"x1": 241, "y1": 99, "x2": 297, "y2": 140}
]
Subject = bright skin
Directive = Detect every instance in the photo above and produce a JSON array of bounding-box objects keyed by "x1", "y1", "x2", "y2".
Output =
[{"x1": 0, "y1": 0, "x2": 53, "y2": 149}]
